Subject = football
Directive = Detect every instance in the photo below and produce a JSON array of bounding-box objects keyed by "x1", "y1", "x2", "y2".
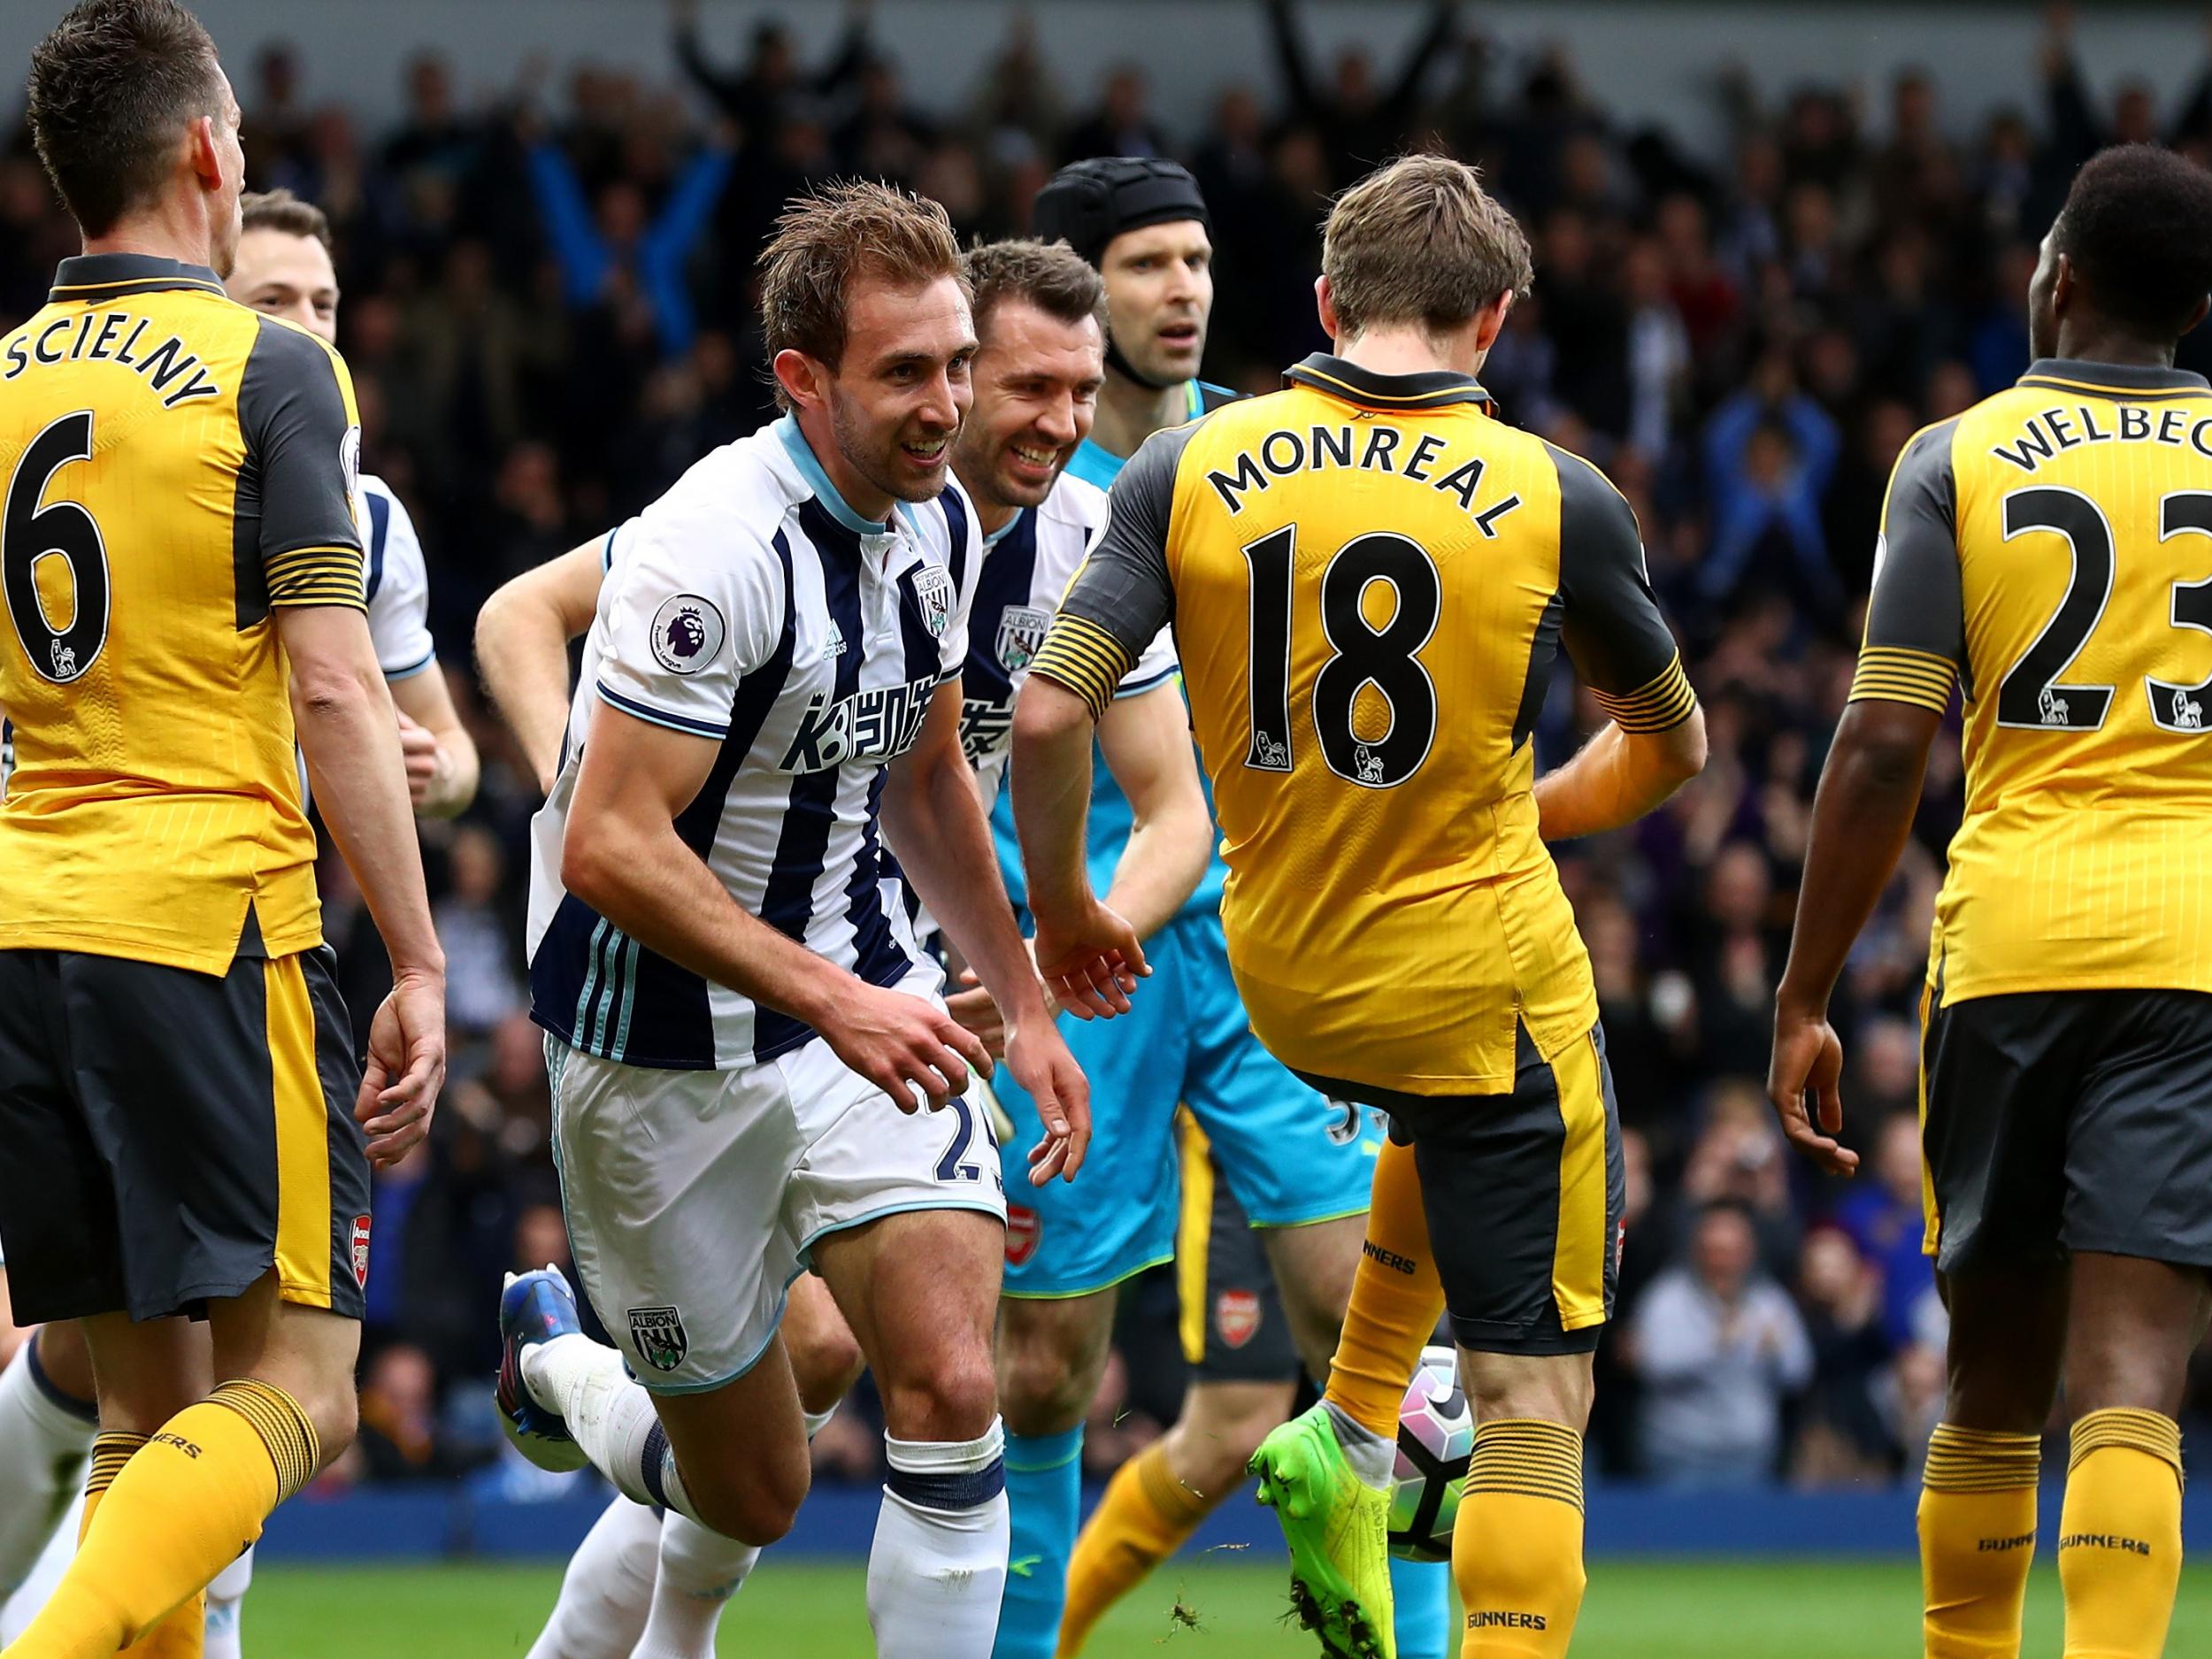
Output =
[{"x1": 1387, "y1": 1344, "x2": 1473, "y2": 1563}]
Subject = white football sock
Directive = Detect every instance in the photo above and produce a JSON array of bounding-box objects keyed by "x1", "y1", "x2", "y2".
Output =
[
  {"x1": 0, "y1": 1488, "x2": 81, "y2": 1642},
  {"x1": 867, "y1": 1420, "x2": 1010, "y2": 1659},
  {"x1": 631, "y1": 1513, "x2": 759, "y2": 1659},
  {"x1": 203, "y1": 1543, "x2": 254, "y2": 1659},
  {"x1": 1325, "y1": 1400, "x2": 1397, "y2": 1489},
  {"x1": 528, "y1": 1496, "x2": 662, "y2": 1659},
  {"x1": 0, "y1": 1338, "x2": 96, "y2": 1592},
  {"x1": 523, "y1": 1334, "x2": 703, "y2": 1525}
]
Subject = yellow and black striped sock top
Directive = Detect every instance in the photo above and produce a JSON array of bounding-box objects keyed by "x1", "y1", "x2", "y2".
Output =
[
  {"x1": 1468, "y1": 1419, "x2": 1585, "y2": 1513},
  {"x1": 1924, "y1": 1423, "x2": 2042, "y2": 1493}
]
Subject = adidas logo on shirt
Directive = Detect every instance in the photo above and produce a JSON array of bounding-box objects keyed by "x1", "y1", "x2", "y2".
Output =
[{"x1": 821, "y1": 624, "x2": 847, "y2": 661}]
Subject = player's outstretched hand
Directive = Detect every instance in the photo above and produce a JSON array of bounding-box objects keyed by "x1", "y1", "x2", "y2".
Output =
[
  {"x1": 1031, "y1": 900, "x2": 1148, "y2": 1021},
  {"x1": 395, "y1": 710, "x2": 442, "y2": 807},
  {"x1": 1767, "y1": 1003, "x2": 1858, "y2": 1177},
  {"x1": 1006, "y1": 1018, "x2": 1091, "y2": 1185},
  {"x1": 945, "y1": 969, "x2": 1009, "y2": 1061},
  {"x1": 823, "y1": 979, "x2": 994, "y2": 1113},
  {"x1": 358, "y1": 968, "x2": 447, "y2": 1168}
]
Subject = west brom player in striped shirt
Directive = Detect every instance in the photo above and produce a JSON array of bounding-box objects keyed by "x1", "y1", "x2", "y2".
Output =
[
  {"x1": 476, "y1": 233, "x2": 1205, "y2": 1659},
  {"x1": 229, "y1": 188, "x2": 478, "y2": 818},
  {"x1": 492, "y1": 186, "x2": 1128, "y2": 1659}
]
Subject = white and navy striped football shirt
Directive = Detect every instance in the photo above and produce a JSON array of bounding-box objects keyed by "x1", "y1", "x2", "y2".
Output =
[
  {"x1": 956, "y1": 471, "x2": 1178, "y2": 810},
  {"x1": 526, "y1": 416, "x2": 982, "y2": 1071},
  {"x1": 886, "y1": 471, "x2": 1178, "y2": 954},
  {"x1": 358, "y1": 472, "x2": 438, "y2": 681}
]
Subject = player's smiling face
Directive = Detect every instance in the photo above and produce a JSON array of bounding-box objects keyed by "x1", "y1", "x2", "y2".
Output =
[
  {"x1": 227, "y1": 229, "x2": 341, "y2": 343},
  {"x1": 825, "y1": 272, "x2": 978, "y2": 509},
  {"x1": 1101, "y1": 220, "x2": 1214, "y2": 385},
  {"x1": 951, "y1": 299, "x2": 1103, "y2": 514}
]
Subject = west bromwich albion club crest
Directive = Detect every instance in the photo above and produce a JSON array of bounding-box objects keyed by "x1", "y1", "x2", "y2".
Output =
[
  {"x1": 628, "y1": 1305, "x2": 690, "y2": 1373},
  {"x1": 996, "y1": 604, "x2": 1052, "y2": 672},
  {"x1": 911, "y1": 565, "x2": 956, "y2": 640}
]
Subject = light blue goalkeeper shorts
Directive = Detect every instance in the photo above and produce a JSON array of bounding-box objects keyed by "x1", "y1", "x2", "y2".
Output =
[{"x1": 996, "y1": 908, "x2": 1381, "y2": 1299}]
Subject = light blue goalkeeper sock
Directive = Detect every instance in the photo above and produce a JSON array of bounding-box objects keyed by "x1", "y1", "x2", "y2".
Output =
[
  {"x1": 1392, "y1": 1554, "x2": 1452, "y2": 1659},
  {"x1": 992, "y1": 1425, "x2": 1084, "y2": 1659}
]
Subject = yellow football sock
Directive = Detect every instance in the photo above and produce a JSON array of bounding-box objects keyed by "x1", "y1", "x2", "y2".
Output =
[
  {"x1": 2058, "y1": 1409, "x2": 2183, "y2": 1659},
  {"x1": 57, "y1": 1432, "x2": 207, "y2": 1659},
  {"x1": 1917, "y1": 1422, "x2": 2040, "y2": 1658},
  {"x1": 1455, "y1": 1420, "x2": 1586, "y2": 1658},
  {"x1": 77, "y1": 1432, "x2": 146, "y2": 1542},
  {"x1": 1056, "y1": 1441, "x2": 1210, "y2": 1657},
  {"x1": 1324, "y1": 1137, "x2": 1447, "y2": 1440},
  {"x1": 116, "y1": 1594, "x2": 207, "y2": 1659},
  {"x1": 4, "y1": 1380, "x2": 318, "y2": 1659}
]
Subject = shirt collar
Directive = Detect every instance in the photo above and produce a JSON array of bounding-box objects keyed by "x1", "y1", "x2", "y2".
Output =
[
  {"x1": 1284, "y1": 352, "x2": 1492, "y2": 412},
  {"x1": 50, "y1": 252, "x2": 226, "y2": 303},
  {"x1": 775, "y1": 414, "x2": 907, "y2": 539},
  {"x1": 2016, "y1": 357, "x2": 2211, "y2": 396}
]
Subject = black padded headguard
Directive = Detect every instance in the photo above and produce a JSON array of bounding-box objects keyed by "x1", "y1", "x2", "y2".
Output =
[
  {"x1": 1033, "y1": 156, "x2": 1211, "y2": 266},
  {"x1": 1032, "y1": 157, "x2": 1211, "y2": 388}
]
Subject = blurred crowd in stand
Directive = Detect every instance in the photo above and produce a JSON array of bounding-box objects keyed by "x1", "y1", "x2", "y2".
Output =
[{"x1": 7, "y1": 0, "x2": 2208, "y2": 1493}]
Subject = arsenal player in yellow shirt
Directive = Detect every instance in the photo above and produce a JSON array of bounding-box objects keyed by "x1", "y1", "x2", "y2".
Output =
[
  {"x1": 0, "y1": 4, "x2": 442, "y2": 1655},
  {"x1": 1771, "y1": 145, "x2": 2212, "y2": 1659},
  {"x1": 1013, "y1": 154, "x2": 1703, "y2": 1658}
]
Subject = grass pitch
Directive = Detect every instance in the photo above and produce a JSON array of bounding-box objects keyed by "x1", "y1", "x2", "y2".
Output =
[{"x1": 247, "y1": 1557, "x2": 2212, "y2": 1656}]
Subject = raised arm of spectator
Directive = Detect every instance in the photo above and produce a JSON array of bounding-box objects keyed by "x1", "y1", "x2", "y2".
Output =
[
  {"x1": 1701, "y1": 387, "x2": 1763, "y2": 500},
  {"x1": 1697, "y1": 390, "x2": 1771, "y2": 601},
  {"x1": 526, "y1": 141, "x2": 611, "y2": 310},
  {"x1": 671, "y1": 0, "x2": 747, "y2": 124},
  {"x1": 2170, "y1": 22, "x2": 2212, "y2": 147},
  {"x1": 1708, "y1": 394, "x2": 1832, "y2": 597},
  {"x1": 811, "y1": 1, "x2": 876, "y2": 99},
  {"x1": 1263, "y1": 0, "x2": 1323, "y2": 120},
  {"x1": 2040, "y1": 7, "x2": 2102, "y2": 170},
  {"x1": 638, "y1": 138, "x2": 737, "y2": 358},
  {"x1": 1777, "y1": 394, "x2": 1844, "y2": 604},
  {"x1": 1781, "y1": 393, "x2": 1840, "y2": 499},
  {"x1": 1384, "y1": 3, "x2": 1462, "y2": 123}
]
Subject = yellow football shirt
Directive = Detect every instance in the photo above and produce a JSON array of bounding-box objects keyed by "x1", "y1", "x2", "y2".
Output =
[
  {"x1": 1031, "y1": 353, "x2": 1695, "y2": 1095},
  {"x1": 0, "y1": 253, "x2": 365, "y2": 974},
  {"x1": 1852, "y1": 356, "x2": 2212, "y2": 1002}
]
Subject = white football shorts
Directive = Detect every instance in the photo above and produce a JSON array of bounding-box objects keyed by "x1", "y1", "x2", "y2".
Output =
[{"x1": 545, "y1": 1014, "x2": 1007, "y2": 1394}]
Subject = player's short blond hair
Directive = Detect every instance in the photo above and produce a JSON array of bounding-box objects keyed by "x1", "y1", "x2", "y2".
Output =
[
  {"x1": 1322, "y1": 154, "x2": 1533, "y2": 343},
  {"x1": 758, "y1": 180, "x2": 969, "y2": 411}
]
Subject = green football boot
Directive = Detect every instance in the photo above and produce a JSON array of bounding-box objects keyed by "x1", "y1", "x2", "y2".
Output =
[{"x1": 1249, "y1": 1402, "x2": 1396, "y2": 1659}]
